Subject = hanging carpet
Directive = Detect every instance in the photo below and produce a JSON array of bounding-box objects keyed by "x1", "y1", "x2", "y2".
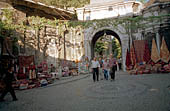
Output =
[
  {"x1": 143, "y1": 41, "x2": 151, "y2": 63},
  {"x1": 160, "y1": 37, "x2": 170, "y2": 63},
  {"x1": 133, "y1": 40, "x2": 146, "y2": 63},
  {"x1": 125, "y1": 49, "x2": 131, "y2": 68},
  {"x1": 130, "y1": 43, "x2": 137, "y2": 66},
  {"x1": 151, "y1": 38, "x2": 160, "y2": 63}
]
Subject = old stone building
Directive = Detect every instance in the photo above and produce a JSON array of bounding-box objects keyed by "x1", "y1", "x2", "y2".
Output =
[
  {"x1": 82, "y1": 0, "x2": 170, "y2": 71},
  {"x1": 0, "y1": 1, "x2": 85, "y2": 68},
  {"x1": 76, "y1": 0, "x2": 143, "y2": 20},
  {"x1": 0, "y1": 0, "x2": 170, "y2": 71}
]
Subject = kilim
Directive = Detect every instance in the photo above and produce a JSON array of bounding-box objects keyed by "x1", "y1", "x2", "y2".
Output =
[
  {"x1": 143, "y1": 41, "x2": 151, "y2": 63},
  {"x1": 133, "y1": 40, "x2": 145, "y2": 63},
  {"x1": 125, "y1": 49, "x2": 131, "y2": 68},
  {"x1": 160, "y1": 37, "x2": 170, "y2": 63},
  {"x1": 130, "y1": 43, "x2": 136, "y2": 66},
  {"x1": 151, "y1": 38, "x2": 160, "y2": 63}
]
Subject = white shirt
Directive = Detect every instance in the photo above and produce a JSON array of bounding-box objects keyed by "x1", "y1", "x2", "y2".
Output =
[{"x1": 91, "y1": 60, "x2": 100, "y2": 68}]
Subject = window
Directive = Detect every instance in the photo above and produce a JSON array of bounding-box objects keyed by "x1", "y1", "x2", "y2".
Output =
[{"x1": 108, "y1": 6, "x2": 113, "y2": 11}]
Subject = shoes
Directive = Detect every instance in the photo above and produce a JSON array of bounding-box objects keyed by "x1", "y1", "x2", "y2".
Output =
[{"x1": 13, "y1": 98, "x2": 18, "y2": 101}]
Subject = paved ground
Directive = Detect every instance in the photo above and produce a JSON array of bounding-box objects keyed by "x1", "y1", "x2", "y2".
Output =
[{"x1": 0, "y1": 71, "x2": 170, "y2": 111}]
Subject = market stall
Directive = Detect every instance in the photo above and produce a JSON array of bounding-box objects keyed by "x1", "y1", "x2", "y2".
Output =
[{"x1": 126, "y1": 39, "x2": 170, "y2": 74}]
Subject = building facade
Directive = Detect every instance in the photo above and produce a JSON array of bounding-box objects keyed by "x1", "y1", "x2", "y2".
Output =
[{"x1": 76, "y1": 0, "x2": 143, "y2": 21}]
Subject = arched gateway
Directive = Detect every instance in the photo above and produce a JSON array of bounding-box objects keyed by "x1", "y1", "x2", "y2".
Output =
[
  {"x1": 84, "y1": 26, "x2": 129, "y2": 71},
  {"x1": 91, "y1": 29, "x2": 121, "y2": 58},
  {"x1": 77, "y1": 0, "x2": 143, "y2": 71}
]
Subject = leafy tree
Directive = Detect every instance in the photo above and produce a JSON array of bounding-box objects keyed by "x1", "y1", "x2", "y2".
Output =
[
  {"x1": 112, "y1": 37, "x2": 121, "y2": 58},
  {"x1": 94, "y1": 41, "x2": 106, "y2": 56},
  {"x1": 34, "y1": 0, "x2": 90, "y2": 8},
  {"x1": 137, "y1": 0, "x2": 148, "y2": 4}
]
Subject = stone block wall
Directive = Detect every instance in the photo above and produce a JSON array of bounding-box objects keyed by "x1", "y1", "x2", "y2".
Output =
[
  {"x1": 0, "y1": 7, "x2": 85, "y2": 68},
  {"x1": 20, "y1": 26, "x2": 85, "y2": 68}
]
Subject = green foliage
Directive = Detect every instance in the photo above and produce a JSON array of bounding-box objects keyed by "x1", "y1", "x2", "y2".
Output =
[
  {"x1": 112, "y1": 38, "x2": 121, "y2": 58},
  {"x1": 0, "y1": 9, "x2": 14, "y2": 38},
  {"x1": 137, "y1": 0, "x2": 148, "y2": 4},
  {"x1": 27, "y1": 16, "x2": 59, "y2": 29},
  {"x1": 1, "y1": 8, "x2": 170, "y2": 54},
  {"x1": 68, "y1": 14, "x2": 170, "y2": 30},
  {"x1": 94, "y1": 41, "x2": 106, "y2": 55},
  {"x1": 34, "y1": 0, "x2": 90, "y2": 8}
]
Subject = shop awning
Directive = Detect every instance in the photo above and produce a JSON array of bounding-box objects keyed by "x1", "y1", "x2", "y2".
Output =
[{"x1": 6, "y1": 0, "x2": 76, "y2": 20}]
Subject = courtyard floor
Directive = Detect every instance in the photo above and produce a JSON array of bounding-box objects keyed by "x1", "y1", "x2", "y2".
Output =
[{"x1": 0, "y1": 71, "x2": 170, "y2": 111}]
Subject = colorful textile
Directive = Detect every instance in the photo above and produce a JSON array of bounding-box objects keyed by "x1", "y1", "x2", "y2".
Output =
[
  {"x1": 160, "y1": 37, "x2": 170, "y2": 63},
  {"x1": 125, "y1": 49, "x2": 131, "y2": 68},
  {"x1": 133, "y1": 40, "x2": 145, "y2": 63},
  {"x1": 143, "y1": 42, "x2": 151, "y2": 63},
  {"x1": 130, "y1": 43, "x2": 136, "y2": 66},
  {"x1": 151, "y1": 38, "x2": 160, "y2": 63},
  {"x1": 42, "y1": 61, "x2": 48, "y2": 71},
  {"x1": 19, "y1": 56, "x2": 34, "y2": 67}
]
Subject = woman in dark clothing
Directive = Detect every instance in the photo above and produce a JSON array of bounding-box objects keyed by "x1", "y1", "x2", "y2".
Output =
[
  {"x1": 0, "y1": 65, "x2": 18, "y2": 102},
  {"x1": 110, "y1": 65, "x2": 116, "y2": 80}
]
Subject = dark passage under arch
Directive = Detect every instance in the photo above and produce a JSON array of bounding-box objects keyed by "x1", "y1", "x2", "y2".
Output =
[{"x1": 91, "y1": 29, "x2": 121, "y2": 59}]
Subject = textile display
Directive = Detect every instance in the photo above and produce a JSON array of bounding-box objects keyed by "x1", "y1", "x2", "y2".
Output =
[
  {"x1": 143, "y1": 41, "x2": 151, "y2": 63},
  {"x1": 19, "y1": 56, "x2": 34, "y2": 67},
  {"x1": 41, "y1": 61, "x2": 48, "y2": 72},
  {"x1": 130, "y1": 43, "x2": 137, "y2": 66},
  {"x1": 133, "y1": 40, "x2": 146, "y2": 63},
  {"x1": 151, "y1": 38, "x2": 160, "y2": 63},
  {"x1": 19, "y1": 83, "x2": 28, "y2": 90},
  {"x1": 29, "y1": 65, "x2": 36, "y2": 79},
  {"x1": 18, "y1": 79, "x2": 29, "y2": 90},
  {"x1": 125, "y1": 49, "x2": 131, "y2": 68},
  {"x1": 160, "y1": 37, "x2": 170, "y2": 63}
]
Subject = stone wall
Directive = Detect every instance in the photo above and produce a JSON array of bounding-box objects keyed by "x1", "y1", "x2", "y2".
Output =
[
  {"x1": 1, "y1": 1, "x2": 170, "y2": 71},
  {"x1": 19, "y1": 26, "x2": 85, "y2": 68},
  {"x1": 83, "y1": 1, "x2": 170, "y2": 71},
  {"x1": 141, "y1": 1, "x2": 170, "y2": 51},
  {"x1": 0, "y1": 7, "x2": 85, "y2": 68}
]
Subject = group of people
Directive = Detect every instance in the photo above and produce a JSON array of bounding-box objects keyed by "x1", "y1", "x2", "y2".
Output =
[{"x1": 90, "y1": 55, "x2": 118, "y2": 82}]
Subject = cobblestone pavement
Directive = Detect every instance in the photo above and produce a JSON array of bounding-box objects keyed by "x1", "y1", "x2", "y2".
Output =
[{"x1": 0, "y1": 71, "x2": 170, "y2": 111}]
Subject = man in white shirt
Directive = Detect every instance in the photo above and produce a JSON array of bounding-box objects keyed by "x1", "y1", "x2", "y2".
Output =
[{"x1": 91, "y1": 57, "x2": 100, "y2": 82}]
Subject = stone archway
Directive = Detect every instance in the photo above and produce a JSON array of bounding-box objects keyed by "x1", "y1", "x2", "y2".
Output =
[
  {"x1": 91, "y1": 29, "x2": 121, "y2": 59},
  {"x1": 84, "y1": 26, "x2": 129, "y2": 71}
]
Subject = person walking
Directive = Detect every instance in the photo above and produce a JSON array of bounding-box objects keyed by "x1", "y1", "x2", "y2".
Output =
[
  {"x1": 102, "y1": 58, "x2": 109, "y2": 80},
  {"x1": 91, "y1": 57, "x2": 100, "y2": 82},
  {"x1": 109, "y1": 56, "x2": 117, "y2": 81},
  {"x1": 98, "y1": 57, "x2": 104, "y2": 80},
  {"x1": 0, "y1": 65, "x2": 18, "y2": 102},
  {"x1": 110, "y1": 64, "x2": 116, "y2": 80}
]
